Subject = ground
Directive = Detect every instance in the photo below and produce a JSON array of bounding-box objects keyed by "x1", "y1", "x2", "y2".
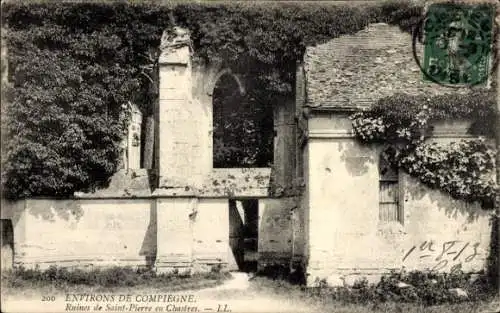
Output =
[{"x1": 2, "y1": 273, "x2": 500, "y2": 313}]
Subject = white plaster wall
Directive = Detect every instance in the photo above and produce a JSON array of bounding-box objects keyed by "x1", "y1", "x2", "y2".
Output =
[
  {"x1": 305, "y1": 116, "x2": 492, "y2": 286},
  {"x1": 193, "y1": 199, "x2": 234, "y2": 270},
  {"x1": 156, "y1": 198, "x2": 194, "y2": 272},
  {"x1": 400, "y1": 174, "x2": 491, "y2": 273},
  {"x1": 13, "y1": 199, "x2": 154, "y2": 269},
  {"x1": 306, "y1": 138, "x2": 380, "y2": 285}
]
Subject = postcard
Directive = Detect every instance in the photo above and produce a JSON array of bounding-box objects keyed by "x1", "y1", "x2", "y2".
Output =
[{"x1": 1, "y1": 1, "x2": 499, "y2": 312}]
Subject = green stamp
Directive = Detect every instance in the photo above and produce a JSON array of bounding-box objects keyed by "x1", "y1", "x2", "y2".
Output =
[{"x1": 422, "y1": 3, "x2": 494, "y2": 86}]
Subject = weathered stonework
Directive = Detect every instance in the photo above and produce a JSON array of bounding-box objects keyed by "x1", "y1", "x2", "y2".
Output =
[
  {"x1": 1, "y1": 198, "x2": 155, "y2": 270},
  {"x1": 156, "y1": 198, "x2": 195, "y2": 272},
  {"x1": 121, "y1": 104, "x2": 142, "y2": 170},
  {"x1": 75, "y1": 169, "x2": 153, "y2": 199}
]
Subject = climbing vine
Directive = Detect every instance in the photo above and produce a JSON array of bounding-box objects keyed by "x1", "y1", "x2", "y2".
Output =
[
  {"x1": 1, "y1": 1, "x2": 423, "y2": 198},
  {"x1": 350, "y1": 91, "x2": 497, "y2": 208}
]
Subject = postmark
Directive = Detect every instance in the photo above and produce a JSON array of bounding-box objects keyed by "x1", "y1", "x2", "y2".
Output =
[{"x1": 413, "y1": 1, "x2": 495, "y2": 87}]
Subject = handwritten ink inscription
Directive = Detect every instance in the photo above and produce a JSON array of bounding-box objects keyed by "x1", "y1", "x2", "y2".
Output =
[{"x1": 402, "y1": 240, "x2": 480, "y2": 272}]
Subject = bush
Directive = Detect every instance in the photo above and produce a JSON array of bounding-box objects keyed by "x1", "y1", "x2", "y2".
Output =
[
  {"x1": 374, "y1": 270, "x2": 493, "y2": 304},
  {"x1": 309, "y1": 270, "x2": 494, "y2": 305}
]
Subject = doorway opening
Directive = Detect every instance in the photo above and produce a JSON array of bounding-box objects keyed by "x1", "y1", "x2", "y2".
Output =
[{"x1": 228, "y1": 199, "x2": 259, "y2": 272}]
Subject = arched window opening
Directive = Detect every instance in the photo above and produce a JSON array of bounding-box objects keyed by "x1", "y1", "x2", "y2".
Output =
[{"x1": 213, "y1": 74, "x2": 273, "y2": 168}]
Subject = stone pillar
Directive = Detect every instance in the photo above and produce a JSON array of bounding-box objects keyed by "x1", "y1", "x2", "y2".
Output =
[
  {"x1": 156, "y1": 198, "x2": 196, "y2": 273},
  {"x1": 273, "y1": 96, "x2": 297, "y2": 195},
  {"x1": 192, "y1": 199, "x2": 231, "y2": 271},
  {"x1": 157, "y1": 27, "x2": 206, "y2": 189},
  {"x1": 122, "y1": 104, "x2": 142, "y2": 170},
  {"x1": 258, "y1": 198, "x2": 296, "y2": 269},
  {"x1": 155, "y1": 27, "x2": 204, "y2": 273}
]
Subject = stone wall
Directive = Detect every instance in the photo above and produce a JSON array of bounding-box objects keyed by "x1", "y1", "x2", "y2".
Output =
[
  {"x1": 1, "y1": 198, "x2": 155, "y2": 269},
  {"x1": 303, "y1": 113, "x2": 492, "y2": 286},
  {"x1": 1, "y1": 193, "x2": 305, "y2": 272},
  {"x1": 1, "y1": 164, "x2": 304, "y2": 272},
  {"x1": 258, "y1": 198, "x2": 298, "y2": 267},
  {"x1": 1, "y1": 196, "x2": 234, "y2": 271}
]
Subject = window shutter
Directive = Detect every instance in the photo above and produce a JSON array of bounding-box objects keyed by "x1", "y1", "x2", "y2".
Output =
[{"x1": 379, "y1": 155, "x2": 401, "y2": 223}]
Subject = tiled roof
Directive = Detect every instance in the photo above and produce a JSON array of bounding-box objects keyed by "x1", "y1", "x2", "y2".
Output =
[{"x1": 304, "y1": 23, "x2": 467, "y2": 109}]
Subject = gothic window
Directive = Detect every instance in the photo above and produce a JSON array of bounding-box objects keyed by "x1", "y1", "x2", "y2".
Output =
[{"x1": 212, "y1": 73, "x2": 273, "y2": 168}]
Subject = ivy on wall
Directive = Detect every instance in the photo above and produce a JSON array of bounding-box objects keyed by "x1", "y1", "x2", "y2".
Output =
[
  {"x1": 350, "y1": 91, "x2": 497, "y2": 208},
  {"x1": 1, "y1": 1, "x2": 423, "y2": 198},
  {"x1": 1, "y1": 3, "x2": 172, "y2": 198}
]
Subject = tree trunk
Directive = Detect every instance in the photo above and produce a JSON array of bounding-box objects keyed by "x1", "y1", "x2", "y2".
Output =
[
  {"x1": 142, "y1": 114, "x2": 155, "y2": 169},
  {"x1": 495, "y1": 13, "x2": 500, "y2": 296},
  {"x1": 141, "y1": 47, "x2": 160, "y2": 170}
]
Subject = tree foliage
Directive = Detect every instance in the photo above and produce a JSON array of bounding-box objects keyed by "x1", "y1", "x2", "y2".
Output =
[
  {"x1": 1, "y1": 1, "x2": 422, "y2": 198},
  {"x1": 212, "y1": 74, "x2": 274, "y2": 168},
  {"x1": 2, "y1": 3, "x2": 172, "y2": 198}
]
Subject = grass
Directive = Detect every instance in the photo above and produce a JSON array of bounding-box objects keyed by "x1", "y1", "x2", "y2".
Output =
[{"x1": 1, "y1": 265, "x2": 232, "y2": 297}]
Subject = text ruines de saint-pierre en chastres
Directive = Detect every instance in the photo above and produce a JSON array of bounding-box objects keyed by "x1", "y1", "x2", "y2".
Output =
[{"x1": 65, "y1": 293, "x2": 200, "y2": 312}]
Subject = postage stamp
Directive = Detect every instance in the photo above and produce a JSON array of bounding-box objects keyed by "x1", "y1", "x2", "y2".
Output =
[{"x1": 422, "y1": 2, "x2": 495, "y2": 86}]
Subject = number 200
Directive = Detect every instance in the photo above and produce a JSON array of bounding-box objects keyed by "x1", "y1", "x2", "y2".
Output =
[{"x1": 41, "y1": 296, "x2": 55, "y2": 301}]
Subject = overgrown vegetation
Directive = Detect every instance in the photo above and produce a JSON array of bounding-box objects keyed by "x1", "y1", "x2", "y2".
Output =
[
  {"x1": 1, "y1": 265, "x2": 231, "y2": 292},
  {"x1": 258, "y1": 265, "x2": 494, "y2": 305},
  {"x1": 312, "y1": 270, "x2": 493, "y2": 305},
  {"x1": 1, "y1": 1, "x2": 423, "y2": 198},
  {"x1": 212, "y1": 74, "x2": 274, "y2": 167},
  {"x1": 351, "y1": 91, "x2": 498, "y2": 208}
]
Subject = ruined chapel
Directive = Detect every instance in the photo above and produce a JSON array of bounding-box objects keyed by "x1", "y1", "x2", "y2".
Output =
[{"x1": 1, "y1": 23, "x2": 492, "y2": 286}]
